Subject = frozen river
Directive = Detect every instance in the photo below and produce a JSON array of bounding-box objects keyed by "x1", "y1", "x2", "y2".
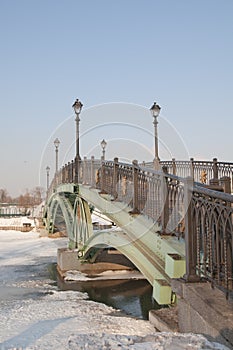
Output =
[{"x1": 0, "y1": 228, "x2": 230, "y2": 349}]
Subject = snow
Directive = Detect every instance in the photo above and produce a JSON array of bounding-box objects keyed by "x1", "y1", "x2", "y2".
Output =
[
  {"x1": 0, "y1": 227, "x2": 230, "y2": 350},
  {"x1": 64, "y1": 269, "x2": 146, "y2": 281},
  {"x1": 0, "y1": 216, "x2": 35, "y2": 227},
  {"x1": 92, "y1": 210, "x2": 113, "y2": 226}
]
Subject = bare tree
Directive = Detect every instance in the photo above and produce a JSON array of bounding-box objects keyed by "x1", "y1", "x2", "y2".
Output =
[
  {"x1": 1, "y1": 186, "x2": 45, "y2": 215},
  {"x1": 0, "y1": 188, "x2": 9, "y2": 203},
  {"x1": 31, "y1": 187, "x2": 44, "y2": 205}
]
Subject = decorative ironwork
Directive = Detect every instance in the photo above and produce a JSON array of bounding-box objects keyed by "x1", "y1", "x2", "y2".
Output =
[
  {"x1": 159, "y1": 158, "x2": 233, "y2": 191},
  {"x1": 191, "y1": 186, "x2": 233, "y2": 295}
]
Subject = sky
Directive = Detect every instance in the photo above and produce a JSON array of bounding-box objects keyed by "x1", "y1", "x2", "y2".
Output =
[{"x1": 0, "y1": 0, "x2": 233, "y2": 196}]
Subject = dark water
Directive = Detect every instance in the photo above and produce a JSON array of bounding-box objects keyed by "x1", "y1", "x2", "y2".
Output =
[{"x1": 48, "y1": 264, "x2": 162, "y2": 320}]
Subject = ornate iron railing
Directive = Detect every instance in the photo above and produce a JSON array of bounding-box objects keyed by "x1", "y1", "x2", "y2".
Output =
[
  {"x1": 189, "y1": 185, "x2": 233, "y2": 295},
  {"x1": 47, "y1": 157, "x2": 233, "y2": 296},
  {"x1": 144, "y1": 158, "x2": 233, "y2": 190}
]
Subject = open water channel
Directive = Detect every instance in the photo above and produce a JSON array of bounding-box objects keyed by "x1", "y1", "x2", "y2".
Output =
[{"x1": 48, "y1": 263, "x2": 162, "y2": 320}]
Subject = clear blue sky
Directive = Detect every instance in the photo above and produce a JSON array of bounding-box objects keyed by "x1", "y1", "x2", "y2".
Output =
[{"x1": 0, "y1": 0, "x2": 232, "y2": 196}]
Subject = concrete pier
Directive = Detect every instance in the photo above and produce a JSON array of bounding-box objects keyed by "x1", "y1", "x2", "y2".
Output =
[{"x1": 57, "y1": 247, "x2": 136, "y2": 275}]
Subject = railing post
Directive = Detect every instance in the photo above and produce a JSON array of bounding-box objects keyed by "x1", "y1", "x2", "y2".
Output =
[
  {"x1": 78, "y1": 160, "x2": 82, "y2": 183},
  {"x1": 62, "y1": 166, "x2": 65, "y2": 183},
  {"x1": 113, "y1": 157, "x2": 119, "y2": 199},
  {"x1": 213, "y1": 157, "x2": 218, "y2": 179},
  {"x1": 130, "y1": 160, "x2": 140, "y2": 215},
  {"x1": 64, "y1": 164, "x2": 67, "y2": 183},
  {"x1": 83, "y1": 156, "x2": 87, "y2": 184},
  {"x1": 100, "y1": 160, "x2": 107, "y2": 194},
  {"x1": 71, "y1": 160, "x2": 74, "y2": 182},
  {"x1": 190, "y1": 158, "x2": 194, "y2": 178},
  {"x1": 172, "y1": 158, "x2": 176, "y2": 175},
  {"x1": 67, "y1": 164, "x2": 69, "y2": 183},
  {"x1": 68, "y1": 162, "x2": 71, "y2": 183},
  {"x1": 183, "y1": 176, "x2": 200, "y2": 282},
  {"x1": 90, "y1": 156, "x2": 95, "y2": 187},
  {"x1": 220, "y1": 176, "x2": 231, "y2": 194},
  {"x1": 161, "y1": 166, "x2": 169, "y2": 233}
]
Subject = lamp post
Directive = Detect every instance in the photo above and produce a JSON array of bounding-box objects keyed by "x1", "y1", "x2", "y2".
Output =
[
  {"x1": 150, "y1": 102, "x2": 161, "y2": 169},
  {"x1": 46, "y1": 166, "x2": 50, "y2": 190},
  {"x1": 54, "y1": 138, "x2": 60, "y2": 173},
  {"x1": 72, "y1": 98, "x2": 83, "y2": 183},
  {"x1": 100, "y1": 139, "x2": 107, "y2": 160}
]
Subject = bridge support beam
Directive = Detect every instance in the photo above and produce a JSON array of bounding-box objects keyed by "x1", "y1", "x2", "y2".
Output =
[{"x1": 153, "y1": 279, "x2": 172, "y2": 305}]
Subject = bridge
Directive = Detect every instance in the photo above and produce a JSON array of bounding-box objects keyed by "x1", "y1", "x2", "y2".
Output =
[
  {"x1": 43, "y1": 101, "x2": 233, "y2": 346},
  {"x1": 44, "y1": 155, "x2": 233, "y2": 298}
]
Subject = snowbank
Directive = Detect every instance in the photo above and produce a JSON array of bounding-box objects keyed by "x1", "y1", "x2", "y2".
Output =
[
  {"x1": 0, "y1": 229, "x2": 230, "y2": 350},
  {"x1": 0, "y1": 289, "x2": 229, "y2": 350}
]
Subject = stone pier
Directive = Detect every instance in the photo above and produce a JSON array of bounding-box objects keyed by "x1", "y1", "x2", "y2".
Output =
[{"x1": 171, "y1": 279, "x2": 233, "y2": 349}]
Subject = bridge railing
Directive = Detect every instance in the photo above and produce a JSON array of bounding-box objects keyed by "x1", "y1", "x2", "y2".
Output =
[
  {"x1": 47, "y1": 157, "x2": 233, "y2": 296},
  {"x1": 98, "y1": 159, "x2": 185, "y2": 236},
  {"x1": 144, "y1": 158, "x2": 233, "y2": 189},
  {"x1": 187, "y1": 182, "x2": 233, "y2": 296}
]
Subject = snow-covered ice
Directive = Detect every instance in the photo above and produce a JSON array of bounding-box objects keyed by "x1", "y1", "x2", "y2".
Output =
[{"x1": 0, "y1": 227, "x2": 230, "y2": 350}]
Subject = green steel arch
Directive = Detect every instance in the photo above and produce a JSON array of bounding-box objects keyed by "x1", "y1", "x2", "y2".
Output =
[
  {"x1": 82, "y1": 228, "x2": 166, "y2": 285},
  {"x1": 44, "y1": 193, "x2": 71, "y2": 237},
  {"x1": 44, "y1": 192, "x2": 73, "y2": 237},
  {"x1": 71, "y1": 194, "x2": 93, "y2": 248},
  {"x1": 44, "y1": 184, "x2": 93, "y2": 247}
]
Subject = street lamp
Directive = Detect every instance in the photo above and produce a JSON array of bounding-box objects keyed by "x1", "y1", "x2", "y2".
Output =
[
  {"x1": 46, "y1": 166, "x2": 50, "y2": 190},
  {"x1": 54, "y1": 138, "x2": 60, "y2": 173},
  {"x1": 100, "y1": 139, "x2": 107, "y2": 160},
  {"x1": 72, "y1": 98, "x2": 83, "y2": 183},
  {"x1": 150, "y1": 102, "x2": 161, "y2": 169}
]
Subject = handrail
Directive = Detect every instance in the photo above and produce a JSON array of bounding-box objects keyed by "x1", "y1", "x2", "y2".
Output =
[{"x1": 194, "y1": 183, "x2": 233, "y2": 202}]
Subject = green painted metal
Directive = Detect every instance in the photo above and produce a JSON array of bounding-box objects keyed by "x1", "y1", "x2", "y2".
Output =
[
  {"x1": 44, "y1": 184, "x2": 92, "y2": 248},
  {"x1": 70, "y1": 195, "x2": 93, "y2": 249},
  {"x1": 153, "y1": 279, "x2": 172, "y2": 304},
  {"x1": 44, "y1": 191, "x2": 73, "y2": 237},
  {"x1": 44, "y1": 183, "x2": 186, "y2": 304},
  {"x1": 78, "y1": 185, "x2": 185, "y2": 287}
]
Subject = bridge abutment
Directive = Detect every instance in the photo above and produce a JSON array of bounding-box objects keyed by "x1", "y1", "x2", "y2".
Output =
[
  {"x1": 57, "y1": 247, "x2": 137, "y2": 276},
  {"x1": 171, "y1": 279, "x2": 233, "y2": 349}
]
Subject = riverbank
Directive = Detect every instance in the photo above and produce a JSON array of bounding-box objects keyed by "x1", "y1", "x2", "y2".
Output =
[{"x1": 0, "y1": 229, "x2": 230, "y2": 349}]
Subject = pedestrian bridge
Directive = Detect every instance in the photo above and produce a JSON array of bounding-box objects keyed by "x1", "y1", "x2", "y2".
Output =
[{"x1": 43, "y1": 157, "x2": 233, "y2": 305}]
